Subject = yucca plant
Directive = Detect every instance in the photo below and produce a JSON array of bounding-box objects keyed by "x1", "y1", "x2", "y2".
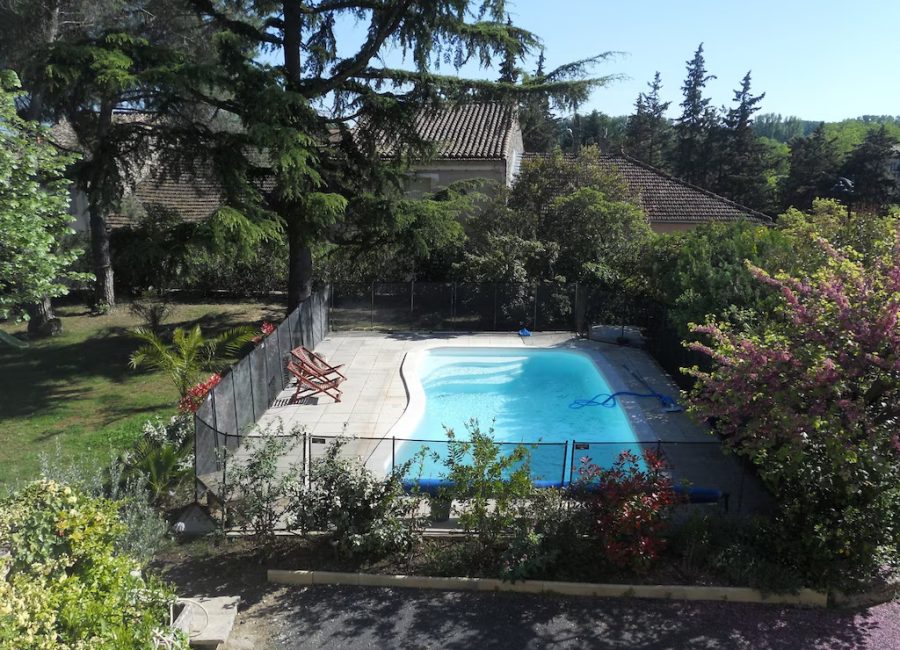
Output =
[{"x1": 129, "y1": 323, "x2": 255, "y2": 396}]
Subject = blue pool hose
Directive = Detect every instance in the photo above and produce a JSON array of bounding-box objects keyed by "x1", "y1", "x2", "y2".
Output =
[{"x1": 569, "y1": 390, "x2": 681, "y2": 411}]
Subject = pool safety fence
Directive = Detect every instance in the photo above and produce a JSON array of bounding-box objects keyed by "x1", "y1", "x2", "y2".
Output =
[
  {"x1": 193, "y1": 287, "x2": 330, "y2": 501},
  {"x1": 195, "y1": 429, "x2": 754, "y2": 514},
  {"x1": 329, "y1": 281, "x2": 662, "y2": 333}
]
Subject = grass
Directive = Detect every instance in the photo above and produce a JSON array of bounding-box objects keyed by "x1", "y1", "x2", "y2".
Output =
[{"x1": 0, "y1": 299, "x2": 283, "y2": 490}]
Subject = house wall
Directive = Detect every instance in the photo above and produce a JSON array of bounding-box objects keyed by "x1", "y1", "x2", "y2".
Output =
[
  {"x1": 69, "y1": 188, "x2": 91, "y2": 233},
  {"x1": 405, "y1": 160, "x2": 507, "y2": 197},
  {"x1": 504, "y1": 120, "x2": 525, "y2": 187}
]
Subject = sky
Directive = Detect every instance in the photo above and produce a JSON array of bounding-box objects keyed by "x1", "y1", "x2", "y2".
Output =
[{"x1": 323, "y1": 0, "x2": 900, "y2": 122}]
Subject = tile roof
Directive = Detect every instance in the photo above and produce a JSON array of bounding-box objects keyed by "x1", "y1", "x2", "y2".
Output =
[
  {"x1": 107, "y1": 172, "x2": 223, "y2": 229},
  {"x1": 522, "y1": 152, "x2": 773, "y2": 225},
  {"x1": 379, "y1": 102, "x2": 516, "y2": 160}
]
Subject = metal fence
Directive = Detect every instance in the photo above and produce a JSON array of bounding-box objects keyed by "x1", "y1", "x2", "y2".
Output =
[
  {"x1": 329, "y1": 281, "x2": 661, "y2": 333},
  {"x1": 207, "y1": 431, "x2": 765, "y2": 516},
  {"x1": 194, "y1": 287, "x2": 330, "y2": 500}
]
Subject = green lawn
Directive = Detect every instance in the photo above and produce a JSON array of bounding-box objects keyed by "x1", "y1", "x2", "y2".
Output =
[{"x1": 0, "y1": 300, "x2": 283, "y2": 490}]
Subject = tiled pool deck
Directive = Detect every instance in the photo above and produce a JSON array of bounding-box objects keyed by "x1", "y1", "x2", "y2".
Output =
[{"x1": 243, "y1": 331, "x2": 769, "y2": 513}]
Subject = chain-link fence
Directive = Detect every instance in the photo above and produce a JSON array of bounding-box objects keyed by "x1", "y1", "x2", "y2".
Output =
[{"x1": 194, "y1": 288, "x2": 330, "y2": 500}]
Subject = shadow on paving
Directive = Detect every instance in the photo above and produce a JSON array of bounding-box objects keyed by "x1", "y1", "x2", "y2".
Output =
[{"x1": 252, "y1": 585, "x2": 890, "y2": 650}]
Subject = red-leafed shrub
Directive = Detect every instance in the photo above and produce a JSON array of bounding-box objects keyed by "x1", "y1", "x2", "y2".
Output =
[
  {"x1": 573, "y1": 450, "x2": 677, "y2": 571},
  {"x1": 177, "y1": 373, "x2": 222, "y2": 413}
]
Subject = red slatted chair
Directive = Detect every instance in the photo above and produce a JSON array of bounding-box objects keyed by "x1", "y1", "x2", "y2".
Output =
[
  {"x1": 286, "y1": 361, "x2": 342, "y2": 403},
  {"x1": 291, "y1": 346, "x2": 346, "y2": 381}
]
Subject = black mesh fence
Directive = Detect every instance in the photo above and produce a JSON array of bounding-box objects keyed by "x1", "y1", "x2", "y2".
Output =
[
  {"x1": 330, "y1": 282, "x2": 663, "y2": 333},
  {"x1": 193, "y1": 287, "x2": 331, "y2": 500},
  {"x1": 208, "y1": 432, "x2": 764, "y2": 520}
]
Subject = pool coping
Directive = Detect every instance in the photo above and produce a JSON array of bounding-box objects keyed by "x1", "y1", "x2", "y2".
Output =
[{"x1": 267, "y1": 569, "x2": 828, "y2": 607}]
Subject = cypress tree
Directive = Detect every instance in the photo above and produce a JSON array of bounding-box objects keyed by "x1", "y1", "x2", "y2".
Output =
[
  {"x1": 782, "y1": 123, "x2": 841, "y2": 210},
  {"x1": 671, "y1": 44, "x2": 715, "y2": 186},
  {"x1": 624, "y1": 71, "x2": 671, "y2": 167},
  {"x1": 716, "y1": 71, "x2": 771, "y2": 211}
]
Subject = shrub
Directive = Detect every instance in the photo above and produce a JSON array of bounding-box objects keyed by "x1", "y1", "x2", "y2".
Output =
[
  {"x1": 224, "y1": 430, "x2": 303, "y2": 547},
  {"x1": 0, "y1": 480, "x2": 185, "y2": 649},
  {"x1": 571, "y1": 450, "x2": 677, "y2": 573},
  {"x1": 128, "y1": 295, "x2": 173, "y2": 335},
  {"x1": 687, "y1": 231, "x2": 900, "y2": 587},
  {"x1": 288, "y1": 437, "x2": 428, "y2": 559},
  {"x1": 438, "y1": 422, "x2": 534, "y2": 560}
]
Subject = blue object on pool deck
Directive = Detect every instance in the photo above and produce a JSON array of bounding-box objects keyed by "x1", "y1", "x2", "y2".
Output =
[
  {"x1": 518, "y1": 327, "x2": 531, "y2": 337},
  {"x1": 569, "y1": 390, "x2": 682, "y2": 412}
]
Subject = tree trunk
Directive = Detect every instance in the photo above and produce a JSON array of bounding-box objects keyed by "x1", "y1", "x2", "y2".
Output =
[
  {"x1": 281, "y1": 1, "x2": 311, "y2": 314},
  {"x1": 87, "y1": 101, "x2": 116, "y2": 311},
  {"x1": 89, "y1": 204, "x2": 115, "y2": 310},
  {"x1": 286, "y1": 218, "x2": 312, "y2": 313},
  {"x1": 25, "y1": 296, "x2": 61, "y2": 337}
]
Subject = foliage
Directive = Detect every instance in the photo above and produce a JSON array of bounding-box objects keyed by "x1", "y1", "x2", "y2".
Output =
[
  {"x1": 0, "y1": 480, "x2": 184, "y2": 649},
  {"x1": 289, "y1": 437, "x2": 428, "y2": 559},
  {"x1": 572, "y1": 450, "x2": 677, "y2": 572},
  {"x1": 37, "y1": 442, "x2": 171, "y2": 563},
  {"x1": 686, "y1": 232, "x2": 900, "y2": 587},
  {"x1": 839, "y1": 125, "x2": 899, "y2": 212},
  {"x1": 461, "y1": 147, "x2": 652, "y2": 289},
  {"x1": 129, "y1": 323, "x2": 254, "y2": 396},
  {"x1": 438, "y1": 422, "x2": 534, "y2": 557},
  {"x1": 0, "y1": 72, "x2": 88, "y2": 322}
]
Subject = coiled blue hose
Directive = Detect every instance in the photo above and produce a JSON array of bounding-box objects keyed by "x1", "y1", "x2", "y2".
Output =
[{"x1": 569, "y1": 390, "x2": 680, "y2": 411}]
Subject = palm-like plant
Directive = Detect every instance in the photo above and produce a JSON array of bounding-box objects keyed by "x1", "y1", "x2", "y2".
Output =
[{"x1": 129, "y1": 324, "x2": 255, "y2": 396}]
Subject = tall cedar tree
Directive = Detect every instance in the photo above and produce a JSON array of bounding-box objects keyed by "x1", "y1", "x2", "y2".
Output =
[
  {"x1": 671, "y1": 44, "x2": 715, "y2": 186},
  {"x1": 840, "y1": 125, "x2": 899, "y2": 212},
  {"x1": 178, "y1": 1, "x2": 614, "y2": 311},
  {"x1": 2, "y1": 0, "x2": 212, "y2": 314},
  {"x1": 781, "y1": 123, "x2": 841, "y2": 210},
  {"x1": 624, "y1": 71, "x2": 671, "y2": 168},
  {"x1": 714, "y1": 71, "x2": 771, "y2": 211}
]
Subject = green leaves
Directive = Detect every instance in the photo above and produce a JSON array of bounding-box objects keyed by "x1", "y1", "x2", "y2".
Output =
[{"x1": 0, "y1": 78, "x2": 89, "y2": 322}]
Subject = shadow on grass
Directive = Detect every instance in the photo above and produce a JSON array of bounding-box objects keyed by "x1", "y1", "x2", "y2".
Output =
[{"x1": 0, "y1": 309, "x2": 268, "y2": 422}]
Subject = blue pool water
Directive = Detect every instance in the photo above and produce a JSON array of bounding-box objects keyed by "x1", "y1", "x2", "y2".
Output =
[{"x1": 394, "y1": 347, "x2": 641, "y2": 482}]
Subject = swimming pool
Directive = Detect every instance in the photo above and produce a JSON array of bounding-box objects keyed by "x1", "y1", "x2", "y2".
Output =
[{"x1": 392, "y1": 347, "x2": 641, "y2": 482}]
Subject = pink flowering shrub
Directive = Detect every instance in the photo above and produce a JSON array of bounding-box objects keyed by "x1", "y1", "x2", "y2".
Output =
[
  {"x1": 573, "y1": 450, "x2": 677, "y2": 572},
  {"x1": 687, "y1": 231, "x2": 900, "y2": 586},
  {"x1": 252, "y1": 321, "x2": 276, "y2": 345},
  {"x1": 177, "y1": 373, "x2": 222, "y2": 414}
]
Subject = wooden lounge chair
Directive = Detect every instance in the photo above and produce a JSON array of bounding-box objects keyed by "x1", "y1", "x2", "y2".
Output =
[
  {"x1": 286, "y1": 361, "x2": 342, "y2": 403},
  {"x1": 291, "y1": 346, "x2": 346, "y2": 380}
]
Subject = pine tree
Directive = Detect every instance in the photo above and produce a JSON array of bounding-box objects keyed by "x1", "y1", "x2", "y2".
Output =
[
  {"x1": 624, "y1": 71, "x2": 671, "y2": 167},
  {"x1": 715, "y1": 71, "x2": 771, "y2": 210},
  {"x1": 781, "y1": 123, "x2": 841, "y2": 210},
  {"x1": 175, "y1": 2, "x2": 614, "y2": 311},
  {"x1": 671, "y1": 44, "x2": 715, "y2": 185},
  {"x1": 840, "y1": 125, "x2": 900, "y2": 212}
]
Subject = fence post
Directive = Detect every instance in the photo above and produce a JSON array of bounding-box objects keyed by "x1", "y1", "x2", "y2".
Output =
[
  {"x1": 370, "y1": 282, "x2": 375, "y2": 329},
  {"x1": 303, "y1": 431, "x2": 310, "y2": 488},
  {"x1": 391, "y1": 437, "x2": 396, "y2": 474},
  {"x1": 410, "y1": 279, "x2": 414, "y2": 314},
  {"x1": 533, "y1": 282, "x2": 539, "y2": 331},
  {"x1": 569, "y1": 439, "x2": 577, "y2": 483},
  {"x1": 561, "y1": 440, "x2": 568, "y2": 486},
  {"x1": 573, "y1": 282, "x2": 579, "y2": 334}
]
